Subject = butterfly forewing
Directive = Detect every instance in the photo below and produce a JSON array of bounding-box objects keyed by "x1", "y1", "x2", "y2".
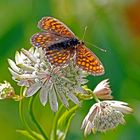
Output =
[
  {"x1": 31, "y1": 32, "x2": 69, "y2": 49},
  {"x1": 76, "y1": 44, "x2": 104, "y2": 76},
  {"x1": 38, "y1": 17, "x2": 75, "y2": 38}
]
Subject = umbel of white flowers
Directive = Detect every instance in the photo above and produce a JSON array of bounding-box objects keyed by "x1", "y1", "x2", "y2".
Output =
[
  {"x1": 81, "y1": 100, "x2": 133, "y2": 135},
  {"x1": 81, "y1": 79, "x2": 133, "y2": 135},
  {"x1": 8, "y1": 47, "x2": 88, "y2": 112},
  {"x1": 0, "y1": 81, "x2": 15, "y2": 99}
]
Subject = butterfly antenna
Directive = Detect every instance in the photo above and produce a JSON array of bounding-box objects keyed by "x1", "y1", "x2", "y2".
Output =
[
  {"x1": 82, "y1": 26, "x2": 88, "y2": 41},
  {"x1": 85, "y1": 41, "x2": 106, "y2": 52}
]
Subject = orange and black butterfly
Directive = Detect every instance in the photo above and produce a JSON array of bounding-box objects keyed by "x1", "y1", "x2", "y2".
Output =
[{"x1": 30, "y1": 17, "x2": 104, "y2": 76}]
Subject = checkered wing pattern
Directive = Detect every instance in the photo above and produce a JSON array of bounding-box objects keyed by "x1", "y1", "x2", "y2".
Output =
[
  {"x1": 76, "y1": 44, "x2": 104, "y2": 76},
  {"x1": 31, "y1": 32, "x2": 68, "y2": 49},
  {"x1": 38, "y1": 17, "x2": 75, "y2": 38},
  {"x1": 46, "y1": 48, "x2": 75, "y2": 67}
]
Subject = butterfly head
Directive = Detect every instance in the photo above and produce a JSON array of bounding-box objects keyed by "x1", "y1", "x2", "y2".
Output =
[{"x1": 80, "y1": 41, "x2": 85, "y2": 45}]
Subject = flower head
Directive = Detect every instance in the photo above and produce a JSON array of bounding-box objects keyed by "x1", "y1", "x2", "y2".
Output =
[
  {"x1": 0, "y1": 81, "x2": 15, "y2": 99},
  {"x1": 93, "y1": 79, "x2": 113, "y2": 99},
  {"x1": 81, "y1": 100, "x2": 133, "y2": 136},
  {"x1": 8, "y1": 48, "x2": 88, "y2": 112}
]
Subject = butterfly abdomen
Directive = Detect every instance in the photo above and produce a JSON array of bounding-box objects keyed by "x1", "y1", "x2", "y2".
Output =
[{"x1": 47, "y1": 38, "x2": 80, "y2": 51}]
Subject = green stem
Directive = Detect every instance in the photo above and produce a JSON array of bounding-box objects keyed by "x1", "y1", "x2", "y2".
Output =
[
  {"x1": 50, "y1": 105, "x2": 64, "y2": 140},
  {"x1": 28, "y1": 96, "x2": 49, "y2": 140},
  {"x1": 92, "y1": 93, "x2": 100, "y2": 103},
  {"x1": 19, "y1": 87, "x2": 44, "y2": 140},
  {"x1": 77, "y1": 86, "x2": 100, "y2": 102}
]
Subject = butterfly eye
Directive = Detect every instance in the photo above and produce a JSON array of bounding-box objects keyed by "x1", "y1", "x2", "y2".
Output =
[{"x1": 81, "y1": 41, "x2": 84, "y2": 45}]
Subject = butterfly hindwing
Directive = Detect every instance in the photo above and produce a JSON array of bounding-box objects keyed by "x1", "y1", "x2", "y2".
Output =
[
  {"x1": 46, "y1": 48, "x2": 75, "y2": 67},
  {"x1": 76, "y1": 44, "x2": 104, "y2": 76}
]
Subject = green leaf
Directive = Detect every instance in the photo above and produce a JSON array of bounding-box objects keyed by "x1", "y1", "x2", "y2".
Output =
[
  {"x1": 56, "y1": 105, "x2": 79, "y2": 140},
  {"x1": 16, "y1": 129, "x2": 45, "y2": 140}
]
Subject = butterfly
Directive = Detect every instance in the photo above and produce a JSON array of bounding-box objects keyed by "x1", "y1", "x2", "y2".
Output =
[{"x1": 30, "y1": 17, "x2": 104, "y2": 76}]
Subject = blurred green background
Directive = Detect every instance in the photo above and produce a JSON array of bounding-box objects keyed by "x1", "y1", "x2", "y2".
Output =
[{"x1": 0, "y1": 0, "x2": 140, "y2": 140}]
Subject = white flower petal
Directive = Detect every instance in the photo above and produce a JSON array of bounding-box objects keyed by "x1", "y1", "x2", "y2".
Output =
[
  {"x1": 20, "y1": 52, "x2": 27, "y2": 60},
  {"x1": 84, "y1": 121, "x2": 92, "y2": 136},
  {"x1": 93, "y1": 79, "x2": 112, "y2": 99},
  {"x1": 17, "y1": 80, "x2": 30, "y2": 87},
  {"x1": 57, "y1": 90, "x2": 69, "y2": 108},
  {"x1": 81, "y1": 115, "x2": 89, "y2": 129},
  {"x1": 39, "y1": 87, "x2": 49, "y2": 106},
  {"x1": 21, "y1": 48, "x2": 37, "y2": 63},
  {"x1": 106, "y1": 100, "x2": 133, "y2": 114},
  {"x1": 49, "y1": 85, "x2": 58, "y2": 112},
  {"x1": 37, "y1": 72, "x2": 50, "y2": 79},
  {"x1": 29, "y1": 47, "x2": 34, "y2": 53},
  {"x1": 105, "y1": 100, "x2": 128, "y2": 105},
  {"x1": 8, "y1": 68, "x2": 20, "y2": 80},
  {"x1": 81, "y1": 104, "x2": 98, "y2": 131},
  {"x1": 93, "y1": 79, "x2": 110, "y2": 93},
  {"x1": 15, "y1": 51, "x2": 24, "y2": 65},
  {"x1": 39, "y1": 82, "x2": 52, "y2": 106},
  {"x1": 75, "y1": 87, "x2": 86, "y2": 94},
  {"x1": 19, "y1": 74, "x2": 37, "y2": 79},
  {"x1": 17, "y1": 63, "x2": 35, "y2": 71},
  {"x1": 34, "y1": 48, "x2": 41, "y2": 57},
  {"x1": 88, "y1": 104, "x2": 99, "y2": 122},
  {"x1": 80, "y1": 79, "x2": 88, "y2": 84},
  {"x1": 67, "y1": 92, "x2": 80, "y2": 106},
  {"x1": 26, "y1": 82, "x2": 42, "y2": 97},
  {"x1": 8, "y1": 59, "x2": 20, "y2": 73}
]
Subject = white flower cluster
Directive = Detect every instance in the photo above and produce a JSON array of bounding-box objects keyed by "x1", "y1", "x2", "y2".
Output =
[
  {"x1": 81, "y1": 79, "x2": 133, "y2": 135},
  {"x1": 8, "y1": 47, "x2": 88, "y2": 112},
  {"x1": 0, "y1": 81, "x2": 15, "y2": 99}
]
